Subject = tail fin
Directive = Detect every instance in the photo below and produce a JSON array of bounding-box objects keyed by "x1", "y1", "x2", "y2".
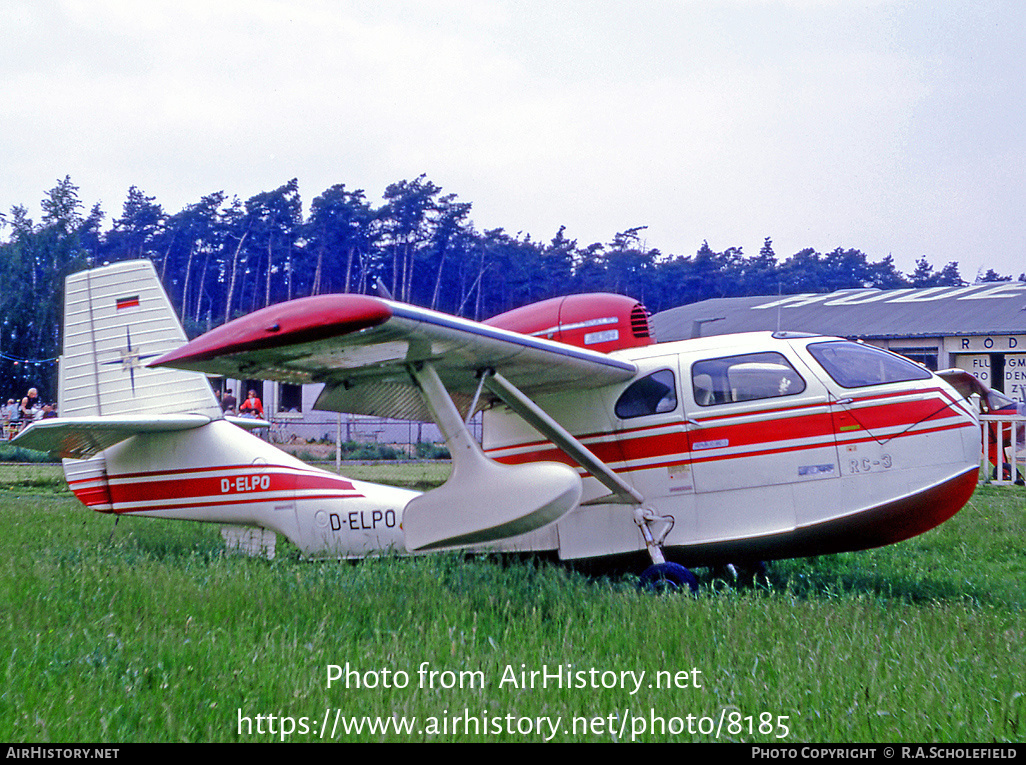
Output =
[{"x1": 60, "y1": 260, "x2": 220, "y2": 418}]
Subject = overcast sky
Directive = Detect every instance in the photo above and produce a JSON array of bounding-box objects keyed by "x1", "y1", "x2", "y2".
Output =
[{"x1": 2, "y1": 0, "x2": 1023, "y2": 281}]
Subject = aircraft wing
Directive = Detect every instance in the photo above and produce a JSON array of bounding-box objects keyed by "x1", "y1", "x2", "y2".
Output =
[{"x1": 151, "y1": 295, "x2": 638, "y2": 419}]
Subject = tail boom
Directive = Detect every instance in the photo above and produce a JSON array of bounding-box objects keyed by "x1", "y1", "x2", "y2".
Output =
[{"x1": 66, "y1": 420, "x2": 419, "y2": 558}]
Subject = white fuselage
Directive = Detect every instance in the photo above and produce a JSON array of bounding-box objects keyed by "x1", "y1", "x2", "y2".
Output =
[
  {"x1": 64, "y1": 333, "x2": 979, "y2": 565},
  {"x1": 481, "y1": 333, "x2": 980, "y2": 563}
]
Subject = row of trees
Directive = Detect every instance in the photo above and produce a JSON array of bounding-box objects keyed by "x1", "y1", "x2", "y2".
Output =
[{"x1": 0, "y1": 175, "x2": 989, "y2": 400}]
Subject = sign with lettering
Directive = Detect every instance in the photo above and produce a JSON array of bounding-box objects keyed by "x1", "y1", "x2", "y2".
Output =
[{"x1": 946, "y1": 336, "x2": 1026, "y2": 353}]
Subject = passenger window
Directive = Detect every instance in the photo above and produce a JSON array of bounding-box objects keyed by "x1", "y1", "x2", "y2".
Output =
[
  {"x1": 691, "y1": 352, "x2": 806, "y2": 406},
  {"x1": 808, "y1": 341, "x2": 932, "y2": 388},
  {"x1": 615, "y1": 370, "x2": 678, "y2": 418}
]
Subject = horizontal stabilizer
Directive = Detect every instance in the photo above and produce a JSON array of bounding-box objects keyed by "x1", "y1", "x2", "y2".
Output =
[
  {"x1": 12, "y1": 414, "x2": 214, "y2": 459},
  {"x1": 224, "y1": 416, "x2": 272, "y2": 431}
]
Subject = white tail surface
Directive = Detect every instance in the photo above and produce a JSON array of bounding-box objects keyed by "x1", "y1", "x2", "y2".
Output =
[{"x1": 60, "y1": 260, "x2": 220, "y2": 418}]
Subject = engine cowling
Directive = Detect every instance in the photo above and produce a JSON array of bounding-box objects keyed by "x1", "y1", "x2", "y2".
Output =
[{"x1": 484, "y1": 293, "x2": 655, "y2": 353}]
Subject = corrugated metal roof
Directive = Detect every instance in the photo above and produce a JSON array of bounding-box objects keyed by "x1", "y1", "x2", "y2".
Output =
[{"x1": 651, "y1": 283, "x2": 1026, "y2": 342}]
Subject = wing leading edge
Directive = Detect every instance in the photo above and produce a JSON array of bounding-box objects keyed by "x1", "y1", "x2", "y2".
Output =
[{"x1": 151, "y1": 294, "x2": 638, "y2": 420}]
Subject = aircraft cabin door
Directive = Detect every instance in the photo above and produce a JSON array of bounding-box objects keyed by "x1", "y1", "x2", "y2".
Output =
[
  {"x1": 682, "y1": 349, "x2": 839, "y2": 545},
  {"x1": 608, "y1": 364, "x2": 697, "y2": 543}
]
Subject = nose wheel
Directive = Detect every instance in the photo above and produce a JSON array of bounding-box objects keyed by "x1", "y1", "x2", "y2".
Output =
[
  {"x1": 639, "y1": 562, "x2": 699, "y2": 593},
  {"x1": 633, "y1": 506, "x2": 698, "y2": 593}
]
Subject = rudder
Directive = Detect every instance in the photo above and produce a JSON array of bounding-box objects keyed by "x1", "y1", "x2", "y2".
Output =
[{"x1": 59, "y1": 260, "x2": 220, "y2": 418}]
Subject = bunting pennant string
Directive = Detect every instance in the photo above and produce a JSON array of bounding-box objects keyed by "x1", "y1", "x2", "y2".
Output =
[{"x1": 0, "y1": 351, "x2": 59, "y2": 365}]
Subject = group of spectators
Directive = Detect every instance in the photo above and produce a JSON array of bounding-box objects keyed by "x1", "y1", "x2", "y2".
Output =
[
  {"x1": 2, "y1": 384, "x2": 266, "y2": 441},
  {"x1": 2, "y1": 384, "x2": 267, "y2": 442},
  {"x1": 2, "y1": 387, "x2": 57, "y2": 439},
  {"x1": 216, "y1": 387, "x2": 265, "y2": 419}
]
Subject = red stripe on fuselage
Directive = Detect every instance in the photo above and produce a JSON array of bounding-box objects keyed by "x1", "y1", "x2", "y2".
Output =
[
  {"x1": 69, "y1": 482, "x2": 113, "y2": 509},
  {"x1": 107, "y1": 492, "x2": 364, "y2": 515},
  {"x1": 99, "y1": 464, "x2": 359, "y2": 512},
  {"x1": 106, "y1": 462, "x2": 351, "y2": 482},
  {"x1": 833, "y1": 396, "x2": 960, "y2": 433},
  {"x1": 689, "y1": 420, "x2": 971, "y2": 466},
  {"x1": 486, "y1": 392, "x2": 974, "y2": 470},
  {"x1": 108, "y1": 470, "x2": 354, "y2": 504}
]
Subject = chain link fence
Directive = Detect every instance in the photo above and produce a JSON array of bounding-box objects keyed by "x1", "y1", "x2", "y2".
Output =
[{"x1": 261, "y1": 413, "x2": 476, "y2": 490}]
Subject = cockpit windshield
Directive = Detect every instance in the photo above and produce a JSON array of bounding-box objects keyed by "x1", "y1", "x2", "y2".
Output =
[{"x1": 807, "y1": 341, "x2": 932, "y2": 389}]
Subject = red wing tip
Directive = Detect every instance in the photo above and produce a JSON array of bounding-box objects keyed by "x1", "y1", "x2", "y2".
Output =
[{"x1": 151, "y1": 294, "x2": 392, "y2": 367}]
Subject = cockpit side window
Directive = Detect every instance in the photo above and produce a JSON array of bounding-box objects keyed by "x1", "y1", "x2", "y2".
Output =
[
  {"x1": 615, "y1": 369, "x2": 677, "y2": 419},
  {"x1": 807, "y1": 341, "x2": 932, "y2": 388},
  {"x1": 691, "y1": 352, "x2": 806, "y2": 406}
]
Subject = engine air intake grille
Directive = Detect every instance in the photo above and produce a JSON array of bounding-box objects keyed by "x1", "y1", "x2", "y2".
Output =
[{"x1": 630, "y1": 304, "x2": 652, "y2": 339}]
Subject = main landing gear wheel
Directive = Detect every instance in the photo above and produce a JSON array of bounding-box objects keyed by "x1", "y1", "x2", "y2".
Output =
[{"x1": 639, "y1": 562, "x2": 699, "y2": 594}]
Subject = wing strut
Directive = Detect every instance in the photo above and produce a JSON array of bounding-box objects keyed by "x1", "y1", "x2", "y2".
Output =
[
  {"x1": 483, "y1": 371, "x2": 679, "y2": 566},
  {"x1": 400, "y1": 363, "x2": 582, "y2": 552},
  {"x1": 482, "y1": 371, "x2": 644, "y2": 505}
]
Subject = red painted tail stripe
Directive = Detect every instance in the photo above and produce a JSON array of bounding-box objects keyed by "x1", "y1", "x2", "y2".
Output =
[
  {"x1": 69, "y1": 481, "x2": 113, "y2": 510},
  {"x1": 69, "y1": 464, "x2": 364, "y2": 513},
  {"x1": 107, "y1": 470, "x2": 355, "y2": 504}
]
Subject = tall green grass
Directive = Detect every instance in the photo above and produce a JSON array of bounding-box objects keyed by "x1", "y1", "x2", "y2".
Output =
[{"x1": 0, "y1": 474, "x2": 1023, "y2": 743}]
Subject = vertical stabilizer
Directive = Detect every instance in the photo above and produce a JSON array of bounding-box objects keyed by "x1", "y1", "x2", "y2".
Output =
[{"x1": 60, "y1": 260, "x2": 221, "y2": 418}]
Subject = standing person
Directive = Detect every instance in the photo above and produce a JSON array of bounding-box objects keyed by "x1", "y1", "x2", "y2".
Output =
[
  {"x1": 239, "y1": 389, "x2": 263, "y2": 418},
  {"x1": 221, "y1": 387, "x2": 238, "y2": 415},
  {"x1": 2, "y1": 398, "x2": 18, "y2": 439},
  {"x1": 20, "y1": 387, "x2": 39, "y2": 424}
]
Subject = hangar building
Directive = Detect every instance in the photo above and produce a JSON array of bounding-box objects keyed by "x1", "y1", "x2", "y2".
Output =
[{"x1": 652, "y1": 283, "x2": 1026, "y2": 402}]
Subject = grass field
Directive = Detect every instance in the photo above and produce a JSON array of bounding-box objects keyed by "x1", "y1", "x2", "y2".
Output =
[{"x1": 0, "y1": 463, "x2": 1023, "y2": 743}]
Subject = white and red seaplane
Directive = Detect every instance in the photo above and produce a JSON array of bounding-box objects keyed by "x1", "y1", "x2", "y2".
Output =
[{"x1": 16, "y1": 260, "x2": 981, "y2": 589}]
